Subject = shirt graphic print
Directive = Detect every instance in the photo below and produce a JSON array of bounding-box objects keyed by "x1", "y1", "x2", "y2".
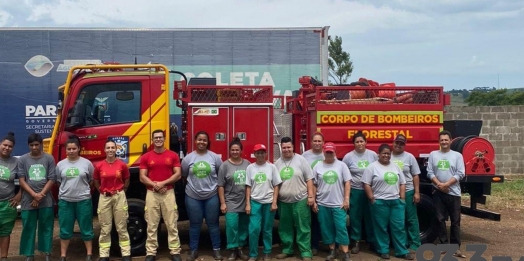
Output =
[{"x1": 29, "y1": 164, "x2": 46, "y2": 181}]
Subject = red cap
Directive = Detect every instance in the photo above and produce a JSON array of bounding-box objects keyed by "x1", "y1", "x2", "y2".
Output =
[
  {"x1": 323, "y1": 142, "x2": 336, "y2": 152},
  {"x1": 394, "y1": 134, "x2": 407, "y2": 144},
  {"x1": 253, "y1": 144, "x2": 267, "y2": 152}
]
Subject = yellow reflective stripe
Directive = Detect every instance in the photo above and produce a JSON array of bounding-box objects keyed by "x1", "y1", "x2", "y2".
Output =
[
  {"x1": 169, "y1": 242, "x2": 181, "y2": 248},
  {"x1": 119, "y1": 241, "x2": 131, "y2": 247},
  {"x1": 99, "y1": 242, "x2": 111, "y2": 248},
  {"x1": 123, "y1": 206, "x2": 128, "y2": 211}
]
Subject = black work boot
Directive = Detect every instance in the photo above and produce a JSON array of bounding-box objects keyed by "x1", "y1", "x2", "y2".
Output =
[
  {"x1": 213, "y1": 250, "x2": 223, "y2": 260},
  {"x1": 145, "y1": 255, "x2": 156, "y2": 261},
  {"x1": 326, "y1": 249, "x2": 337, "y2": 261},
  {"x1": 342, "y1": 252, "x2": 352, "y2": 261},
  {"x1": 121, "y1": 256, "x2": 132, "y2": 261},
  {"x1": 228, "y1": 250, "x2": 237, "y2": 261},
  {"x1": 237, "y1": 248, "x2": 249, "y2": 261},
  {"x1": 99, "y1": 257, "x2": 110, "y2": 261},
  {"x1": 351, "y1": 241, "x2": 360, "y2": 254},
  {"x1": 187, "y1": 250, "x2": 198, "y2": 261},
  {"x1": 172, "y1": 254, "x2": 182, "y2": 261}
]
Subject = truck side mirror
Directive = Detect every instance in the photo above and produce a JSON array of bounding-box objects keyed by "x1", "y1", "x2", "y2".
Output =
[{"x1": 65, "y1": 100, "x2": 86, "y2": 129}]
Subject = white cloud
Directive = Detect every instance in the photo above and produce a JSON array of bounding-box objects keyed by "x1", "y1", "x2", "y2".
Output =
[
  {"x1": 0, "y1": 10, "x2": 13, "y2": 26},
  {"x1": 0, "y1": 0, "x2": 523, "y2": 89}
]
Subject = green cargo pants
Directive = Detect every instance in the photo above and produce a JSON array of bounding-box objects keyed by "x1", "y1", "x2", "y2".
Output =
[
  {"x1": 225, "y1": 211, "x2": 249, "y2": 250},
  {"x1": 20, "y1": 207, "x2": 54, "y2": 256},
  {"x1": 278, "y1": 199, "x2": 312, "y2": 258},
  {"x1": 371, "y1": 199, "x2": 409, "y2": 256},
  {"x1": 405, "y1": 190, "x2": 421, "y2": 250},
  {"x1": 348, "y1": 189, "x2": 375, "y2": 244},
  {"x1": 318, "y1": 205, "x2": 349, "y2": 245},
  {"x1": 248, "y1": 200, "x2": 276, "y2": 258}
]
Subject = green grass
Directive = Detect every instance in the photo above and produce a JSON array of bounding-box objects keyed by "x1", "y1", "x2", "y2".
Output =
[{"x1": 462, "y1": 176, "x2": 524, "y2": 209}]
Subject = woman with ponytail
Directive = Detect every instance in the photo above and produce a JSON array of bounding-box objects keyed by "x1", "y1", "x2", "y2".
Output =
[
  {"x1": 218, "y1": 137, "x2": 250, "y2": 261},
  {"x1": 56, "y1": 135, "x2": 95, "y2": 261}
]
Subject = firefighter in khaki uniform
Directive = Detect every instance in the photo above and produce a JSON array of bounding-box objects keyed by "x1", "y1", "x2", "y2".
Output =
[
  {"x1": 93, "y1": 140, "x2": 132, "y2": 261},
  {"x1": 140, "y1": 130, "x2": 183, "y2": 261}
]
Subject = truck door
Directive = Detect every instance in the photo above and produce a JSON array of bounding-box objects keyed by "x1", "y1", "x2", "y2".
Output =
[
  {"x1": 60, "y1": 76, "x2": 152, "y2": 167},
  {"x1": 190, "y1": 107, "x2": 229, "y2": 160},
  {"x1": 233, "y1": 107, "x2": 271, "y2": 161}
]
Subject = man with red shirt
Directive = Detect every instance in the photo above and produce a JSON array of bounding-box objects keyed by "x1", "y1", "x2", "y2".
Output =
[
  {"x1": 140, "y1": 130, "x2": 183, "y2": 261},
  {"x1": 94, "y1": 140, "x2": 131, "y2": 261}
]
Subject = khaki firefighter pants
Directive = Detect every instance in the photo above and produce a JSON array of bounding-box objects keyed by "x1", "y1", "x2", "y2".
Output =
[
  {"x1": 98, "y1": 191, "x2": 131, "y2": 257},
  {"x1": 145, "y1": 189, "x2": 181, "y2": 256}
]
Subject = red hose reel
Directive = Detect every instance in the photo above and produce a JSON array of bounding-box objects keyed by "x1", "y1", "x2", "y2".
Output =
[{"x1": 451, "y1": 136, "x2": 496, "y2": 175}]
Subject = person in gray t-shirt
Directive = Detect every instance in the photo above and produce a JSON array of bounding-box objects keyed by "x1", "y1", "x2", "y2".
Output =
[
  {"x1": 217, "y1": 138, "x2": 250, "y2": 261},
  {"x1": 274, "y1": 137, "x2": 314, "y2": 260},
  {"x1": 311, "y1": 142, "x2": 352, "y2": 261},
  {"x1": 18, "y1": 133, "x2": 56, "y2": 260},
  {"x1": 342, "y1": 131, "x2": 377, "y2": 254},
  {"x1": 56, "y1": 135, "x2": 95, "y2": 260},
  {"x1": 362, "y1": 144, "x2": 412, "y2": 260},
  {"x1": 301, "y1": 132, "x2": 325, "y2": 255},
  {"x1": 426, "y1": 130, "x2": 465, "y2": 257},
  {"x1": 181, "y1": 131, "x2": 223, "y2": 260},
  {"x1": 245, "y1": 144, "x2": 281, "y2": 260},
  {"x1": 391, "y1": 134, "x2": 421, "y2": 251},
  {"x1": 0, "y1": 132, "x2": 21, "y2": 259}
]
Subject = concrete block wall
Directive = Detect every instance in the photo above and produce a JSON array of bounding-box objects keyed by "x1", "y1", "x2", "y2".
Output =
[{"x1": 444, "y1": 105, "x2": 524, "y2": 175}]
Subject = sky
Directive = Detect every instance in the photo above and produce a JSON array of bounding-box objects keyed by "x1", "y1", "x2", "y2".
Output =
[{"x1": 0, "y1": 0, "x2": 523, "y2": 91}]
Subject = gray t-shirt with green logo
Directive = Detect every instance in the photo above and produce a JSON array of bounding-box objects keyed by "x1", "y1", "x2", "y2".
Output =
[
  {"x1": 426, "y1": 150, "x2": 465, "y2": 197},
  {"x1": 301, "y1": 150, "x2": 324, "y2": 169},
  {"x1": 17, "y1": 153, "x2": 57, "y2": 210},
  {"x1": 246, "y1": 162, "x2": 282, "y2": 204},
  {"x1": 56, "y1": 157, "x2": 94, "y2": 202},
  {"x1": 182, "y1": 150, "x2": 222, "y2": 200},
  {"x1": 0, "y1": 156, "x2": 18, "y2": 201},
  {"x1": 361, "y1": 161, "x2": 406, "y2": 200},
  {"x1": 391, "y1": 152, "x2": 421, "y2": 192},
  {"x1": 275, "y1": 154, "x2": 314, "y2": 203},
  {"x1": 218, "y1": 159, "x2": 250, "y2": 212},
  {"x1": 342, "y1": 149, "x2": 378, "y2": 190},
  {"x1": 312, "y1": 159, "x2": 352, "y2": 208}
]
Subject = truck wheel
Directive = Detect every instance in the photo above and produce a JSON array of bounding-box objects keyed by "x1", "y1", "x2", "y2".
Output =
[
  {"x1": 417, "y1": 194, "x2": 438, "y2": 244},
  {"x1": 122, "y1": 199, "x2": 147, "y2": 256}
]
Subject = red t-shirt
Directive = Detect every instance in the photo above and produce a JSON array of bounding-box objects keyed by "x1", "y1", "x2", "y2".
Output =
[
  {"x1": 139, "y1": 149, "x2": 181, "y2": 190},
  {"x1": 93, "y1": 159, "x2": 130, "y2": 193}
]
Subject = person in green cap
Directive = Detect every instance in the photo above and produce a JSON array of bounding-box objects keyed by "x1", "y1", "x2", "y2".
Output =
[
  {"x1": 362, "y1": 144, "x2": 414, "y2": 260},
  {"x1": 391, "y1": 134, "x2": 421, "y2": 252}
]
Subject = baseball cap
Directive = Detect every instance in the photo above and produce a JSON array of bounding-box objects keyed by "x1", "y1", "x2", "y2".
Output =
[
  {"x1": 394, "y1": 134, "x2": 407, "y2": 144},
  {"x1": 322, "y1": 142, "x2": 336, "y2": 152},
  {"x1": 253, "y1": 144, "x2": 267, "y2": 152}
]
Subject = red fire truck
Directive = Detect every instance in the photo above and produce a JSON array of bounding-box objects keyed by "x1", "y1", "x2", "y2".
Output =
[{"x1": 44, "y1": 64, "x2": 504, "y2": 256}]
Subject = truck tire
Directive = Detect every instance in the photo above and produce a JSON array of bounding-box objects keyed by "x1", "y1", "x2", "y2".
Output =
[
  {"x1": 110, "y1": 198, "x2": 147, "y2": 257},
  {"x1": 417, "y1": 194, "x2": 438, "y2": 244}
]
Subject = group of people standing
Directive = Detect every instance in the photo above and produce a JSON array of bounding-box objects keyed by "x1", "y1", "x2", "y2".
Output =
[
  {"x1": 0, "y1": 131, "x2": 131, "y2": 261},
  {"x1": 0, "y1": 128, "x2": 466, "y2": 261},
  {"x1": 213, "y1": 129, "x2": 466, "y2": 261}
]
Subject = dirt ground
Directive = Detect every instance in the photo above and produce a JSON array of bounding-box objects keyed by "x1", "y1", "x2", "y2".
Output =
[{"x1": 5, "y1": 207, "x2": 524, "y2": 261}]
